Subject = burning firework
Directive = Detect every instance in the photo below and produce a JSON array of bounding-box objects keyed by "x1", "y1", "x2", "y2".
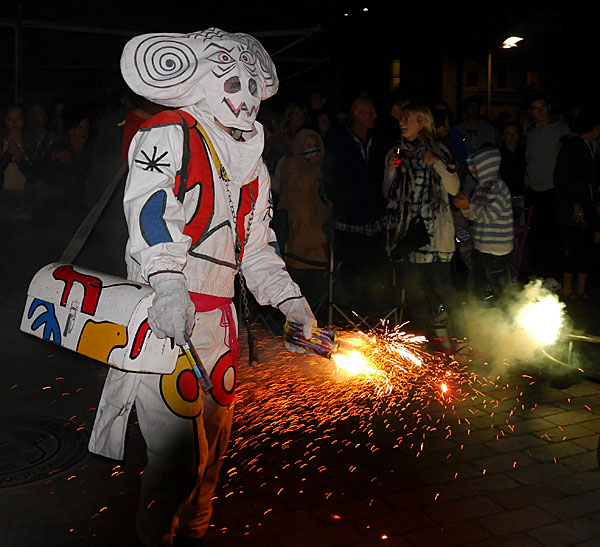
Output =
[
  {"x1": 228, "y1": 323, "x2": 475, "y2": 475},
  {"x1": 514, "y1": 288, "x2": 566, "y2": 347},
  {"x1": 212, "y1": 313, "x2": 595, "y2": 541},
  {"x1": 465, "y1": 280, "x2": 570, "y2": 367}
]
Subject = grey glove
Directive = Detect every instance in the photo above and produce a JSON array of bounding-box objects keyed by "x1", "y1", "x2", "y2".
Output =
[
  {"x1": 278, "y1": 296, "x2": 317, "y2": 353},
  {"x1": 147, "y1": 272, "x2": 195, "y2": 347}
]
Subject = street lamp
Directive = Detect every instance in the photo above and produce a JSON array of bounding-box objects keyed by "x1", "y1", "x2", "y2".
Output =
[
  {"x1": 502, "y1": 36, "x2": 524, "y2": 49},
  {"x1": 487, "y1": 36, "x2": 524, "y2": 116}
]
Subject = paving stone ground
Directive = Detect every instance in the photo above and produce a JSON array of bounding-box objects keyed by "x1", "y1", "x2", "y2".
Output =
[{"x1": 3, "y1": 258, "x2": 600, "y2": 546}]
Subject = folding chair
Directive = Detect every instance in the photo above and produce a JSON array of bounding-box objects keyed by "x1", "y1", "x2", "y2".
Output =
[{"x1": 327, "y1": 243, "x2": 405, "y2": 330}]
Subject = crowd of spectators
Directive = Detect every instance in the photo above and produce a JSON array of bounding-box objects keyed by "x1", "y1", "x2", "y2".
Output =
[{"x1": 3, "y1": 85, "x2": 600, "y2": 350}]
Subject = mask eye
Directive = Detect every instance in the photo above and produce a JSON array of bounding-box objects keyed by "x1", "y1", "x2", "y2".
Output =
[
  {"x1": 248, "y1": 78, "x2": 258, "y2": 97},
  {"x1": 239, "y1": 51, "x2": 254, "y2": 65},
  {"x1": 208, "y1": 50, "x2": 235, "y2": 64}
]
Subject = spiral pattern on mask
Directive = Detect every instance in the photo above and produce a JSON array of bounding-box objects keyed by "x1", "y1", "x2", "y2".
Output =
[{"x1": 134, "y1": 35, "x2": 198, "y2": 88}]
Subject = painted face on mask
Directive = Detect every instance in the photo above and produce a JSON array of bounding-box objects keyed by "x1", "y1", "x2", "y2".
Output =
[
  {"x1": 201, "y1": 36, "x2": 264, "y2": 130},
  {"x1": 121, "y1": 28, "x2": 278, "y2": 131}
]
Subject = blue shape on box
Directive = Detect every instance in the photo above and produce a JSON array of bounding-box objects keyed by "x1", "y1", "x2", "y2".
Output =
[{"x1": 28, "y1": 298, "x2": 62, "y2": 344}]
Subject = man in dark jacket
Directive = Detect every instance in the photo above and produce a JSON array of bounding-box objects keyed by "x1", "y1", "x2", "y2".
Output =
[
  {"x1": 554, "y1": 109, "x2": 600, "y2": 300},
  {"x1": 525, "y1": 96, "x2": 571, "y2": 280},
  {"x1": 322, "y1": 97, "x2": 389, "y2": 263}
]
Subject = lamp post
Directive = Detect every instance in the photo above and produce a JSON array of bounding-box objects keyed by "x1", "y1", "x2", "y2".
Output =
[{"x1": 487, "y1": 36, "x2": 524, "y2": 116}]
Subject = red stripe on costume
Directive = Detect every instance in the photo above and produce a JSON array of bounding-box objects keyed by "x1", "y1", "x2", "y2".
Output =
[{"x1": 237, "y1": 177, "x2": 259, "y2": 261}]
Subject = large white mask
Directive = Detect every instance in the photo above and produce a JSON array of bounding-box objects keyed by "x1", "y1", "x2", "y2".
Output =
[{"x1": 120, "y1": 28, "x2": 278, "y2": 130}]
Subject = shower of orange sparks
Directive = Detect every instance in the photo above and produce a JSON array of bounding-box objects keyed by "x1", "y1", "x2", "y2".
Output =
[
  {"x1": 330, "y1": 329, "x2": 430, "y2": 387},
  {"x1": 231, "y1": 324, "x2": 471, "y2": 465},
  {"x1": 209, "y1": 321, "x2": 582, "y2": 544}
]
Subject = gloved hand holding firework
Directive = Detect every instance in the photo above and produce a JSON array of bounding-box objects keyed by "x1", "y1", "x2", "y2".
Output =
[
  {"x1": 278, "y1": 296, "x2": 317, "y2": 353},
  {"x1": 147, "y1": 271, "x2": 196, "y2": 347}
]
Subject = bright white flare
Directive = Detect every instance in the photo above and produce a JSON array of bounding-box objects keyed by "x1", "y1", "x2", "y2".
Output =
[
  {"x1": 332, "y1": 350, "x2": 375, "y2": 376},
  {"x1": 515, "y1": 294, "x2": 564, "y2": 346}
]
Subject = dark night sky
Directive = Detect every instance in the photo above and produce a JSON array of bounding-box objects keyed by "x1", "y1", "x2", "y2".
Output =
[{"x1": 1, "y1": 2, "x2": 598, "y2": 113}]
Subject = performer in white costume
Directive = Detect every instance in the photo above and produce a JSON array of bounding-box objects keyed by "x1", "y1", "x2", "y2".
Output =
[{"x1": 88, "y1": 28, "x2": 316, "y2": 546}]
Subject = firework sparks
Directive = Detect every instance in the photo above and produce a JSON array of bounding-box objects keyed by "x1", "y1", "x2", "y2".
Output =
[
  {"x1": 330, "y1": 329, "x2": 435, "y2": 397},
  {"x1": 227, "y1": 323, "x2": 475, "y2": 484},
  {"x1": 209, "y1": 317, "x2": 592, "y2": 543}
]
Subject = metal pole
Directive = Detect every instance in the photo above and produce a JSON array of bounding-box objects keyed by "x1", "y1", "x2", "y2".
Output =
[
  {"x1": 486, "y1": 51, "x2": 492, "y2": 117},
  {"x1": 14, "y1": 2, "x2": 23, "y2": 104}
]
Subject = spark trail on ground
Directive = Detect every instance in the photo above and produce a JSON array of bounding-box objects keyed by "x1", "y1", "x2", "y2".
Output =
[
  {"x1": 227, "y1": 325, "x2": 479, "y2": 477},
  {"x1": 216, "y1": 306, "x2": 588, "y2": 539}
]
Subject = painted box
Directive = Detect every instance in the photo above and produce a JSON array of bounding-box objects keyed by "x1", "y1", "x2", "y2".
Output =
[{"x1": 20, "y1": 262, "x2": 178, "y2": 374}]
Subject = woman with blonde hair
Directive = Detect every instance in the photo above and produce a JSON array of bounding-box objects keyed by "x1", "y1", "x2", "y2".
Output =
[{"x1": 384, "y1": 103, "x2": 469, "y2": 359}]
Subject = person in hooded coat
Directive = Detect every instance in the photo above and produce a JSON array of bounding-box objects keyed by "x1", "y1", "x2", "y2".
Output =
[
  {"x1": 278, "y1": 128, "x2": 330, "y2": 313},
  {"x1": 453, "y1": 147, "x2": 514, "y2": 302}
]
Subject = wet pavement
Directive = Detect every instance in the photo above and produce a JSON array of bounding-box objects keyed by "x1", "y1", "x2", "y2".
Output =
[{"x1": 3, "y1": 243, "x2": 600, "y2": 546}]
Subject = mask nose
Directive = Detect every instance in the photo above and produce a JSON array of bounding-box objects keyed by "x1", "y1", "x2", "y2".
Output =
[{"x1": 224, "y1": 76, "x2": 241, "y2": 94}]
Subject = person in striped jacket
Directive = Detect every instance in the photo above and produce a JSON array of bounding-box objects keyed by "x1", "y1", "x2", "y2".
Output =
[{"x1": 452, "y1": 147, "x2": 514, "y2": 302}]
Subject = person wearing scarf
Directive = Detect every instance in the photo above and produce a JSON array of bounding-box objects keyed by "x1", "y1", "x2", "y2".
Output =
[{"x1": 383, "y1": 103, "x2": 468, "y2": 358}]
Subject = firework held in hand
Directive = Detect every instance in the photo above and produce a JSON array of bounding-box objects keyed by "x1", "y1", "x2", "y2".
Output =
[{"x1": 231, "y1": 324, "x2": 474, "y2": 463}]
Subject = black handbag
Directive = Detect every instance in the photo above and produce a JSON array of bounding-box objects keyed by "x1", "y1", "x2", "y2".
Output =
[
  {"x1": 386, "y1": 152, "x2": 431, "y2": 261},
  {"x1": 389, "y1": 213, "x2": 430, "y2": 261}
]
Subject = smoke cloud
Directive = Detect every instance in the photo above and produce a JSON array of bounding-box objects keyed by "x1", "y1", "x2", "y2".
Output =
[{"x1": 464, "y1": 280, "x2": 572, "y2": 371}]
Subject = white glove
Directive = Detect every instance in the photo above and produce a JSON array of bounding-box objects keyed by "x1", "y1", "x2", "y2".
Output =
[
  {"x1": 278, "y1": 297, "x2": 317, "y2": 353},
  {"x1": 147, "y1": 272, "x2": 195, "y2": 347}
]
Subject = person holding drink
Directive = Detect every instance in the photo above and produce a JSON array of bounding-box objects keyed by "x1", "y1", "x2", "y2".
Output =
[{"x1": 383, "y1": 103, "x2": 469, "y2": 359}]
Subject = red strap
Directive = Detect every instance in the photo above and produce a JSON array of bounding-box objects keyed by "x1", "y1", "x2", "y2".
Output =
[
  {"x1": 189, "y1": 292, "x2": 240, "y2": 360},
  {"x1": 189, "y1": 292, "x2": 232, "y2": 312}
]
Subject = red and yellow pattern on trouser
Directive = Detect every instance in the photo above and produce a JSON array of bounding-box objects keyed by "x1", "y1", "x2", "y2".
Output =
[{"x1": 135, "y1": 296, "x2": 238, "y2": 546}]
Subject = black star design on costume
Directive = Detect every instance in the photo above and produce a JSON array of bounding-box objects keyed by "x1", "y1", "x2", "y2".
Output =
[{"x1": 134, "y1": 146, "x2": 171, "y2": 173}]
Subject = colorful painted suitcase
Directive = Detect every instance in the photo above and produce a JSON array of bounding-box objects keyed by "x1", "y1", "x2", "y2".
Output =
[{"x1": 20, "y1": 262, "x2": 178, "y2": 374}]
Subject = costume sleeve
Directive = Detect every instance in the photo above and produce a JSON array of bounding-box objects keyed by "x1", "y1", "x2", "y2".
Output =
[
  {"x1": 241, "y1": 161, "x2": 302, "y2": 307},
  {"x1": 433, "y1": 159, "x2": 460, "y2": 196},
  {"x1": 123, "y1": 122, "x2": 192, "y2": 281}
]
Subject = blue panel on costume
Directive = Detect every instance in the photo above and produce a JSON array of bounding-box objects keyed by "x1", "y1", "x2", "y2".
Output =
[{"x1": 140, "y1": 190, "x2": 173, "y2": 245}]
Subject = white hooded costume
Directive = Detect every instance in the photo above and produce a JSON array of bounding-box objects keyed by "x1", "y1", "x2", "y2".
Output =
[{"x1": 88, "y1": 28, "x2": 315, "y2": 545}]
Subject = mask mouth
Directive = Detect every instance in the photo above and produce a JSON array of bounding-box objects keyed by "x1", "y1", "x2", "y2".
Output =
[{"x1": 222, "y1": 97, "x2": 259, "y2": 120}]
